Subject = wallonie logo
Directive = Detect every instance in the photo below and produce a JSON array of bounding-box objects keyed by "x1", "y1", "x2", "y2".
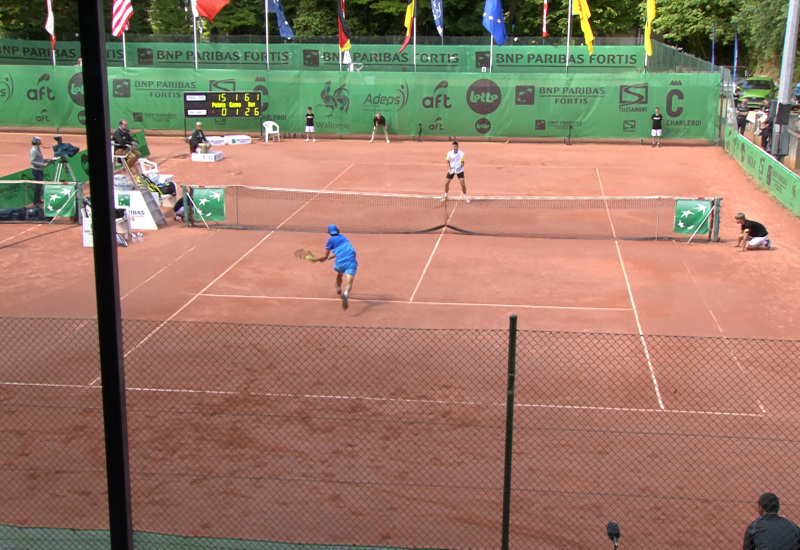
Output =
[{"x1": 466, "y1": 79, "x2": 501, "y2": 115}]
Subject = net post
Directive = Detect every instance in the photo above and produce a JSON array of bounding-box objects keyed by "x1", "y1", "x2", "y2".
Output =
[
  {"x1": 500, "y1": 314, "x2": 518, "y2": 550},
  {"x1": 712, "y1": 197, "x2": 723, "y2": 242},
  {"x1": 181, "y1": 185, "x2": 190, "y2": 226}
]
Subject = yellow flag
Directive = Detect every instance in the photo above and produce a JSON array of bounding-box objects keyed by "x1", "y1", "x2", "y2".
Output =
[
  {"x1": 572, "y1": 0, "x2": 594, "y2": 55},
  {"x1": 645, "y1": 0, "x2": 656, "y2": 57}
]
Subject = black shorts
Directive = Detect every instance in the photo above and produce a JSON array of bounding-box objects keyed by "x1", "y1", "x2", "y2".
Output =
[{"x1": 446, "y1": 171, "x2": 465, "y2": 180}]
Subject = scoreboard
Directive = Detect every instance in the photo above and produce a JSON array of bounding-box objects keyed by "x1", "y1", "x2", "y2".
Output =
[{"x1": 183, "y1": 92, "x2": 262, "y2": 118}]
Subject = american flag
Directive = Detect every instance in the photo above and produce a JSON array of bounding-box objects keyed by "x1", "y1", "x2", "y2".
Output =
[{"x1": 112, "y1": 0, "x2": 133, "y2": 38}]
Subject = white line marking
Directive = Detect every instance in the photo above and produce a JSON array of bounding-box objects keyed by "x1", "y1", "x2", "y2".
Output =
[
  {"x1": 119, "y1": 245, "x2": 198, "y2": 301},
  {"x1": 410, "y1": 228, "x2": 447, "y2": 302},
  {"x1": 0, "y1": 225, "x2": 42, "y2": 245},
  {"x1": 200, "y1": 293, "x2": 632, "y2": 311},
  {"x1": 597, "y1": 167, "x2": 665, "y2": 410},
  {"x1": 0, "y1": 381, "x2": 763, "y2": 418}
]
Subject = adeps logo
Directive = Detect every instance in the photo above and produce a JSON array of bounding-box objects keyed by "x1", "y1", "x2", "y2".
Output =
[
  {"x1": 67, "y1": 73, "x2": 84, "y2": 106},
  {"x1": 364, "y1": 80, "x2": 409, "y2": 110},
  {"x1": 0, "y1": 73, "x2": 13, "y2": 103},
  {"x1": 466, "y1": 79, "x2": 501, "y2": 115},
  {"x1": 28, "y1": 73, "x2": 55, "y2": 101},
  {"x1": 422, "y1": 81, "x2": 452, "y2": 109}
]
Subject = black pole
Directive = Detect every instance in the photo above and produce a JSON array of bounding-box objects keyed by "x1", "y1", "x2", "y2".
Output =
[
  {"x1": 76, "y1": 1, "x2": 134, "y2": 549},
  {"x1": 500, "y1": 314, "x2": 518, "y2": 550}
]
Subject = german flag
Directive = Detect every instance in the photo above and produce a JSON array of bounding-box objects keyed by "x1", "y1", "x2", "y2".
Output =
[
  {"x1": 337, "y1": 0, "x2": 352, "y2": 51},
  {"x1": 398, "y1": 0, "x2": 416, "y2": 53}
]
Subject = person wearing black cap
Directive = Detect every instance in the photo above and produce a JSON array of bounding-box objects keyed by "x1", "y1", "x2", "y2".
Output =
[
  {"x1": 743, "y1": 492, "x2": 800, "y2": 550},
  {"x1": 309, "y1": 224, "x2": 358, "y2": 310},
  {"x1": 29, "y1": 136, "x2": 50, "y2": 206}
]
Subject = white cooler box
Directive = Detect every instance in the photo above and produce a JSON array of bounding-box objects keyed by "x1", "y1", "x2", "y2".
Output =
[
  {"x1": 207, "y1": 135, "x2": 225, "y2": 146},
  {"x1": 191, "y1": 151, "x2": 224, "y2": 162}
]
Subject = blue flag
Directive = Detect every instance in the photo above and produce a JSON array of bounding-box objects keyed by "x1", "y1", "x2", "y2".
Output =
[
  {"x1": 482, "y1": 0, "x2": 506, "y2": 46},
  {"x1": 431, "y1": 0, "x2": 443, "y2": 37},
  {"x1": 267, "y1": 0, "x2": 295, "y2": 39}
]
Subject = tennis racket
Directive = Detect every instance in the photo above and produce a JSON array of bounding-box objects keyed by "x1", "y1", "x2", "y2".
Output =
[{"x1": 294, "y1": 248, "x2": 316, "y2": 261}]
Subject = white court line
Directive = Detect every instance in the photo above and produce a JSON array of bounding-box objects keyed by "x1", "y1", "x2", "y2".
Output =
[
  {"x1": 597, "y1": 167, "x2": 665, "y2": 410},
  {"x1": 201, "y1": 293, "x2": 632, "y2": 311},
  {"x1": 119, "y1": 245, "x2": 198, "y2": 301},
  {"x1": 677, "y1": 247, "x2": 768, "y2": 414},
  {"x1": 0, "y1": 224, "x2": 43, "y2": 245},
  {"x1": 87, "y1": 165, "x2": 358, "y2": 386},
  {"x1": 0, "y1": 380, "x2": 763, "y2": 418},
  {"x1": 411, "y1": 226, "x2": 446, "y2": 302}
]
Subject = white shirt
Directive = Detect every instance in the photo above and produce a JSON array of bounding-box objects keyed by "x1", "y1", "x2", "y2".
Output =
[{"x1": 446, "y1": 149, "x2": 465, "y2": 174}]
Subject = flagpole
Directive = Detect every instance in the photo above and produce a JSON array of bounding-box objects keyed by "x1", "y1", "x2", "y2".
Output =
[
  {"x1": 489, "y1": 36, "x2": 493, "y2": 73},
  {"x1": 264, "y1": 0, "x2": 270, "y2": 70},
  {"x1": 52, "y1": 49, "x2": 56, "y2": 67},
  {"x1": 413, "y1": 12, "x2": 417, "y2": 72},
  {"x1": 192, "y1": 16, "x2": 198, "y2": 70},
  {"x1": 565, "y1": 0, "x2": 572, "y2": 74},
  {"x1": 122, "y1": 32, "x2": 127, "y2": 68}
]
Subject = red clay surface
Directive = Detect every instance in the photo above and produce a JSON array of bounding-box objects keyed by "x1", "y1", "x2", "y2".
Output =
[{"x1": 2, "y1": 131, "x2": 800, "y2": 549}]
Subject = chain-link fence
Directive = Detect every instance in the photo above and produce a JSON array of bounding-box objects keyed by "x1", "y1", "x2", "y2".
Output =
[{"x1": 2, "y1": 317, "x2": 799, "y2": 549}]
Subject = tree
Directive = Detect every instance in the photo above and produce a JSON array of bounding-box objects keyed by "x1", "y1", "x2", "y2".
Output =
[
  {"x1": 652, "y1": 0, "x2": 739, "y2": 59},
  {"x1": 735, "y1": 0, "x2": 788, "y2": 76}
]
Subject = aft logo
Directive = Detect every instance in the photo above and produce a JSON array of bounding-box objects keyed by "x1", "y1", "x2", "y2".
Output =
[
  {"x1": 466, "y1": 79, "x2": 501, "y2": 115},
  {"x1": 619, "y1": 84, "x2": 648, "y2": 112},
  {"x1": 27, "y1": 73, "x2": 55, "y2": 101},
  {"x1": 422, "y1": 81, "x2": 452, "y2": 109},
  {"x1": 515, "y1": 85, "x2": 535, "y2": 105},
  {"x1": 428, "y1": 116, "x2": 444, "y2": 131}
]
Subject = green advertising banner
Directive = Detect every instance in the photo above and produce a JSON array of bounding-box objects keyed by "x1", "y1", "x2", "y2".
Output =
[
  {"x1": 43, "y1": 184, "x2": 77, "y2": 217},
  {"x1": 0, "y1": 181, "x2": 35, "y2": 208},
  {"x1": 1, "y1": 39, "x2": 649, "y2": 73},
  {"x1": 723, "y1": 126, "x2": 800, "y2": 217},
  {"x1": 0, "y1": 66, "x2": 720, "y2": 140}
]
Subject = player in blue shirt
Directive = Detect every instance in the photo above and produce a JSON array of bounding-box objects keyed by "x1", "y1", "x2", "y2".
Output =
[{"x1": 310, "y1": 224, "x2": 358, "y2": 310}]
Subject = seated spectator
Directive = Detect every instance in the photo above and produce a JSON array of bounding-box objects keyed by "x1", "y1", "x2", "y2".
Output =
[{"x1": 743, "y1": 492, "x2": 800, "y2": 550}]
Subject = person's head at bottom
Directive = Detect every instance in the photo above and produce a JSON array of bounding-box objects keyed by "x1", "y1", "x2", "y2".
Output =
[
  {"x1": 196, "y1": 121, "x2": 202, "y2": 130},
  {"x1": 735, "y1": 212, "x2": 746, "y2": 225},
  {"x1": 758, "y1": 493, "x2": 781, "y2": 516},
  {"x1": 328, "y1": 224, "x2": 339, "y2": 236}
]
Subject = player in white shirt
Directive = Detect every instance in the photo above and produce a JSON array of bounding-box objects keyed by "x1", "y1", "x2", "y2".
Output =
[{"x1": 444, "y1": 141, "x2": 468, "y2": 202}]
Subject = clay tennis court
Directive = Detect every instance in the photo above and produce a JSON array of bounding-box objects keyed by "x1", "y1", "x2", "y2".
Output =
[{"x1": 2, "y1": 132, "x2": 800, "y2": 548}]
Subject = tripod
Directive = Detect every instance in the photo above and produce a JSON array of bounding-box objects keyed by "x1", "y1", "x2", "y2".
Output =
[{"x1": 51, "y1": 156, "x2": 78, "y2": 182}]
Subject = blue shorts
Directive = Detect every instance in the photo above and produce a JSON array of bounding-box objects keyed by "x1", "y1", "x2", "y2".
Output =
[{"x1": 334, "y1": 258, "x2": 358, "y2": 276}]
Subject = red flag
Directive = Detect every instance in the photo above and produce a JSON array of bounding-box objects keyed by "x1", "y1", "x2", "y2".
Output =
[
  {"x1": 398, "y1": 0, "x2": 415, "y2": 53},
  {"x1": 195, "y1": 0, "x2": 230, "y2": 23},
  {"x1": 337, "y1": 0, "x2": 351, "y2": 51},
  {"x1": 111, "y1": 0, "x2": 133, "y2": 38},
  {"x1": 44, "y1": 0, "x2": 56, "y2": 50}
]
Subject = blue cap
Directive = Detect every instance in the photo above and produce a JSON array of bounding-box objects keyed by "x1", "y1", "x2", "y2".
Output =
[{"x1": 328, "y1": 224, "x2": 339, "y2": 235}]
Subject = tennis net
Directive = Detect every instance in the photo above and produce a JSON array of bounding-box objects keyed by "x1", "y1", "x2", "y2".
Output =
[{"x1": 186, "y1": 185, "x2": 722, "y2": 241}]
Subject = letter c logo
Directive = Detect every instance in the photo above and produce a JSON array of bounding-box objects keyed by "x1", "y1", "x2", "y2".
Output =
[{"x1": 666, "y1": 89, "x2": 684, "y2": 117}]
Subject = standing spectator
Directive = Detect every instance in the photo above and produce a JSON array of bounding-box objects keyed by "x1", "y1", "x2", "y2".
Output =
[
  {"x1": 760, "y1": 111, "x2": 774, "y2": 152},
  {"x1": 734, "y1": 212, "x2": 772, "y2": 251},
  {"x1": 651, "y1": 107, "x2": 663, "y2": 147},
  {"x1": 369, "y1": 112, "x2": 390, "y2": 143},
  {"x1": 28, "y1": 136, "x2": 49, "y2": 206},
  {"x1": 754, "y1": 102, "x2": 768, "y2": 139},
  {"x1": 188, "y1": 121, "x2": 210, "y2": 153},
  {"x1": 736, "y1": 98, "x2": 749, "y2": 135},
  {"x1": 304, "y1": 106, "x2": 316, "y2": 142},
  {"x1": 112, "y1": 119, "x2": 141, "y2": 173},
  {"x1": 443, "y1": 141, "x2": 468, "y2": 202},
  {"x1": 742, "y1": 492, "x2": 800, "y2": 550}
]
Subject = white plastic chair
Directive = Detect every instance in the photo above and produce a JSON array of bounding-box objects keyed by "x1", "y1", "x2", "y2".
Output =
[{"x1": 262, "y1": 121, "x2": 281, "y2": 143}]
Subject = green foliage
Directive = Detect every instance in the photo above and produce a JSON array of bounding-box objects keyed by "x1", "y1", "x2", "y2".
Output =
[
  {"x1": 735, "y1": 0, "x2": 787, "y2": 75},
  {"x1": 652, "y1": 0, "x2": 739, "y2": 59}
]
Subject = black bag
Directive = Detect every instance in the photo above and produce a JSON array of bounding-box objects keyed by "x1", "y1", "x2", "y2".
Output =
[
  {"x1": 0, "y1": 207, "x2": 27, "y2": 221},
  {"x1": 26, "y1": 206, "x2": 44, "y2": 220}
]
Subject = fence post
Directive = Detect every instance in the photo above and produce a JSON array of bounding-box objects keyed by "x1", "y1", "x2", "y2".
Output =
[{"x1": 501, "y1": 314, "x2": 518, "y2": 550}]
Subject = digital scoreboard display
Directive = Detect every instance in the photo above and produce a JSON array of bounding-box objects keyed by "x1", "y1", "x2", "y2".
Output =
[{"x1": 183, "y1": 92, "x2": 262, "y2": 118}]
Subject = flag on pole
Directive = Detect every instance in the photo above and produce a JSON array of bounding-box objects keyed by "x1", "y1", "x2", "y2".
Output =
[
  {"x1": 267, "y1": 0, "x2": 295, "y2": 39},
  {"x1": 482, "y1": 0, "x2": 507, "y2": 46},
  {"x1": 572, "y1": 0, "x2": 594, "y2": 55},
  {"x1": 337, "y1": 0, "x2": 352, "y2": 51},
  {"x1": 44, "y1": 0, "x2": 56, "y2": 49},
  {"x1": 431, "y1": 0, "x2": 443, "y2": 37},
  {"x1": 542, "y1": 0, "x2": 548, "y2": 37},
  {"x1": 195, "y1": 0, "x2": 229, "y2": 23},
  {"x1": 111, "y1": 0, "x2": 134, "y2": 38},
  {"x1": 673, "y1": 199, "x2": 712, "y2": 235},
  {"x1": 44, "y1": 185, "x2": 77, "y2": 217},
  {"x1": 398, "y1": 0, "x2": 416, "y2": 53},
  {"x1": 644, "y1": 0, "x2": 655, "y2": 57}
]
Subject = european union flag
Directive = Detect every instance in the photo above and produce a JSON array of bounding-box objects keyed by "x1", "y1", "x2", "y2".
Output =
[
  {"x1": 267, "y1": 0, "x2": 295, "y2": 39},
  {"x1": 482, "y1": 0, "x2": 507, "y2": 46}
]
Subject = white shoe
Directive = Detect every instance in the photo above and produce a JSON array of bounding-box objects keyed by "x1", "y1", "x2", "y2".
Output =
[
  {"x1": 313, "y1": 138, "x2": 316, "y2": 142},
  {"x1": 305, "y1": 138, "x2": 309, "y2": 142},
  {"x1": 369, "y1": 139, "x2": 374, "y2": 143},
  {"x1": 386, "y1": 139, "x2": 390, "y2": 143},
  {"x1": 441, "y1": 195, "x2": 447, "y2": 202},
  {"x1": 465, "y1": 196, "x2": 470, "y2": 203}
]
